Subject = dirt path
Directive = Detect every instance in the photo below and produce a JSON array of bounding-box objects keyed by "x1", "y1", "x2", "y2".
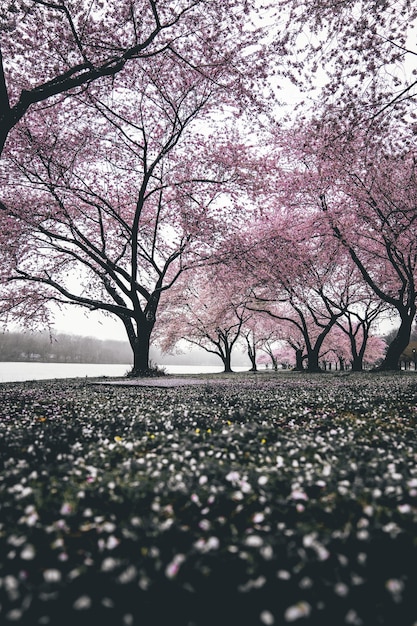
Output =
[{"x1": 91, "y1": 377, "x2": 221, "y2": 388}]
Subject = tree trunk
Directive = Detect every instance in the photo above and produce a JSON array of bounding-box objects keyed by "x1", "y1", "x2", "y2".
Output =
[
  {"x1": 293, "y1": 348, "x2": 304, "y2": 371},
  {"x1": 351, "y1": 356, "x2": 363, "y2": 372},
  {"x1": 348, "y1": 325, "x2": 368, "y2": 372},
  {"x1": 131, "y1": 338, "x2": 150, "y2": 375},
  {"x1": 306, "y1": 346, "x2": 322, "y2": 372},
  {"x1": 245, "y1": 334, "x2": 257, "y2": 371},
  {"x1": 126, "y1": 323, "x2": 154, "y2": 377},
  {"x1": 378, "y1": 314, "x2": 415, "y2": 371},
  {"x1": 222, "y1": 349, "x2": 233, "y2": 373},
  {"x1": 0, "y1": 50, "x2": 12, "y2": 156}
]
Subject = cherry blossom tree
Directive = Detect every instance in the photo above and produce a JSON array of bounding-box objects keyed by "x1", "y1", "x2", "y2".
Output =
[
  {"x1": 257, "y1": 299, "x2": 344, "y2": 373},
  {"x1": 0, "y1": 0, "x2": 269, "y2": 155},
  {"x1": 258, "y1": 339, "x2": 279, "y2": 371},
  {"x1": 270, "y1": 0, "x2": 417, "y2": 122},
  {"x1": 0, "y1": 0, "x2": 280, "y2": 374},
  {"x1": 280, "y1": 328, "x2": 306, "y2": 372},
  {"x1": 241, "y1": 314, "x2": 279, "y2": 372},
  {"x1": 272, "y1": 343, "x2": 297, "y2": 369},
  {"x1": 0, "y1": 45, "x2": 257, "y2": 374},
  {"x1": 319, "y1": 325, "x2": 384, "y2": 371},
  {"x1": 158, "y1": 268, "x2": 253, "y2": 373},
  {"x1": 320, "y1": 326, "x2": 352, "y2": 371},
  {"x1": 363, "y1": 335, "x2": 387, "y2": 369},
  {"x1": 278, "y1": 116, "x2": 417, "y2": 370},
  {"x1": 247, "y1": 315, "x2": 283, "y2": 371},
  {"x1": 335, "y1": 292, "x2": 390, "y2": 371},
  {"x1": 257, "y1": 341, "x2": 295, "y2": 370},
  {"x1": 320, "y1": 131, "x2": 417, "y2": 370},
  {"x1": 232, "y1": 211, "x2": 355, "y2": 372}
]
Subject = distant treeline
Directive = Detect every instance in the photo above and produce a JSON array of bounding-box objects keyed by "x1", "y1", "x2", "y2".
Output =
[{"x1": 0, "y1": 332, "x2": 132, "y2": 364}]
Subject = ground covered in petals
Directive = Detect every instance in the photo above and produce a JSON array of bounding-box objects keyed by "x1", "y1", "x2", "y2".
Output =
[{"x1": 1, "y1": 372, "x2": 417, "y2": 626}]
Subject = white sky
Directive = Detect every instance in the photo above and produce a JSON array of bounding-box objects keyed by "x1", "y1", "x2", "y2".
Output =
[{"x1": 53, "y1": 306, "x2": 127, "y2": 340}]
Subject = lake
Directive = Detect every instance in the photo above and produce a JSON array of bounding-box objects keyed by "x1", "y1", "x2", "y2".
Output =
[{"x1": 0, "y1": 362, "x2": 250, "y2": 383}]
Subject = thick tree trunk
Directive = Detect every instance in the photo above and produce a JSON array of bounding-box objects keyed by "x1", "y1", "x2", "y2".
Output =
[
  {"x1": 306, "y1": 347, "x2": 322, "y2": 372},
  {"x1": 377, "y1": 314, "x2": 414, "y2": 371},
  {"x1": 131, "y1": 338, "x2": 151, "y2": 375},
  {"x1": 351, "y1": 356, "x2": 363, "y2": 372},
  {"x1": 126, "y1": 323, "x2": 154, "y2": 377},
  {"x1": 218, "y1": 341, "x2": 234, "y2": 373}
]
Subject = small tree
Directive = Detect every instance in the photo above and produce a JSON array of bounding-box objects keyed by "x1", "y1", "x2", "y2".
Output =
[
  {"x1": 158, "y1": 269, "x2": 253, "y2": 373},
  {"x1": 335, "y1": 299, "x2": 390, "y2": 371},
  {"x1": 234, "y1": 212, "x2": 352, "y2": 372}
]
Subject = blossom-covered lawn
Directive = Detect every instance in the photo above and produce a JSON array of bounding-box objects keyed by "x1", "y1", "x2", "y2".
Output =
[{"x1": 1, "y1": 372, "x2": 417, "y2": 626}]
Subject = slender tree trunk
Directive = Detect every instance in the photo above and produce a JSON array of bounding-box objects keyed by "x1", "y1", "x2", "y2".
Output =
[
  {"x1": 293, "y1": 348, "x2": 304, "y2": 371},
  {"x1": 223, "y1": 348, "x2": 233, "y2": 373},
  {"x1": 246, "y1": 336, "x2": 257, "y2": 371}
]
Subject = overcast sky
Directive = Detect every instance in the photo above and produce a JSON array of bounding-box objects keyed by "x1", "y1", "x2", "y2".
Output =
[{"x1": 53, "y1": 306, "x2": 127, "y2": 340}]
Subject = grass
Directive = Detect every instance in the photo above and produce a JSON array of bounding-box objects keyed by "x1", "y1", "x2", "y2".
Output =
[{"x1": 1, "y1": 371, "x2": 417, "y2": 625}]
